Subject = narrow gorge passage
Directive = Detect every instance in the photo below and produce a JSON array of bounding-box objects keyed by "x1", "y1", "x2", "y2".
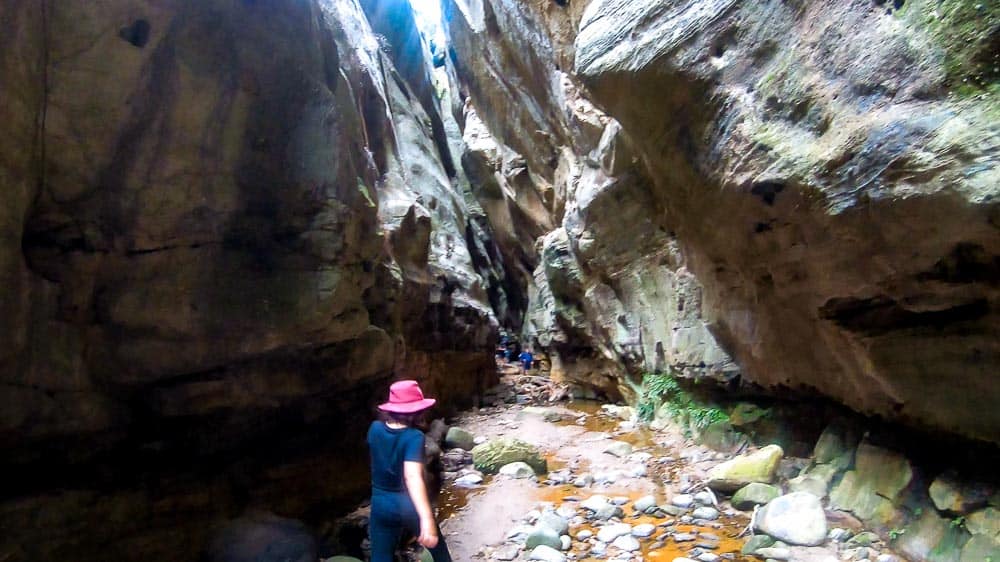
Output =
[{"x1": 0, "y1": 0, "x2": 997, "y2": 561}]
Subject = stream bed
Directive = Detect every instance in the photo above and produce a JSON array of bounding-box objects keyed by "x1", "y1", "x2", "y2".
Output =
[{"x1": 436, "y1": 395, "x2": 756, "y2": 561}]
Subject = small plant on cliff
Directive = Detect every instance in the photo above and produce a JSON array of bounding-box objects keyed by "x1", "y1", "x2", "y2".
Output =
[
  {"x1": 637, "y1": 373, "x2": 728, "y2": 435},
  {"x1": 356, "y1": 177, "x2": 376, "y2": 208},
  {"x1": 889, "y1": 528, "x2": 907, "y2": 541}
]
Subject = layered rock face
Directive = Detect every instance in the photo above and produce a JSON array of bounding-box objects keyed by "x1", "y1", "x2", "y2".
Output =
[
  {"x1": 445, "y1": 0, "x2": 739, "y2": 401},
  {"x1": 442, "y1": 0, "x2": 999, "y2": 439},
  {"x1": 0, "y1": 1, "x2": 505, "y2": 559}
]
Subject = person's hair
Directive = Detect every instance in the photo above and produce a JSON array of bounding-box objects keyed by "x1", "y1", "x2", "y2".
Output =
[{"x1": 379, "y1": 409, "x2": 426, "y2": 427}]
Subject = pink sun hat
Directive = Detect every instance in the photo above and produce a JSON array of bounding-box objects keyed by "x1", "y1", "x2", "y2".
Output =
[{"x1": 378, "y1": 380, "x2": 437, "y2": 413}]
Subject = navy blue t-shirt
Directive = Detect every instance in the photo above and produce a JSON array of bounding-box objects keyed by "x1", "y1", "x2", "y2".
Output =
[{"x1": 368, "y1": 421, "x2": 424, "y2": 492}]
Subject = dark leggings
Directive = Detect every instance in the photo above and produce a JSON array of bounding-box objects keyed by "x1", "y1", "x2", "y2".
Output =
[{"x1": 369, "y1": 490, "x2": 452, "y2": 562}]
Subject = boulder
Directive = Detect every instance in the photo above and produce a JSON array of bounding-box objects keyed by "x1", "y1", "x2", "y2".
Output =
[
  {"x1": 593, "y1": 504, "x2": 624, "y2": 521},
  {"x1": 527, "y1": 545, "x2": 566, "y2": 562},
  {"x1": 897, "y1": 510, "x2": 968, "y2": 562},
  {"x1": 603, "y1": 441, "x2": 633, "y2": 458},
  {"x1": 694, "y1": 491, "x2": 716, "y2": 506},
  {"x1": 499, "y1": 461, "x2": 536, "y2": 479},
  {"x1": 848, "y1": 531, "x2": 879, "y2": 546},
  {"x1": 507, "y1": 524, "x2": 535, "y2": 542},
  {"x1": 596, "y1": 522, "x2": 632, "y2": 542},
  {"x1": 521, "y1": 406, "x2": 564, "y2": 423},
  {"x1": 960, "y1": 535, "x2": 1000, "y2": 562},
  {"x1": 671, "y1": 494, "x2": 695, "y2": 508},
  {"x1": 441, "y1": 448, "x2": 473, "y2": 472},
  {"x1": 930, "y1": 471, "x2": 994, "y2": 514},
  {"x1": 813, "y1": 423, "x2": 860, "y2": 470},
  {"x1": 788, "y1": 464, "x2": 839, "y2": 499},
  {"x1": 754, "y1": 548, "x2": 791, "y2": 560},
  {"x1": 634, "y1": 495, "x2": 657, "y2": 513},
  {"x1": 538, "y1": 511, "x2": 569, "y2": 536},
  {"x1": 472, "y1": 439, "x2": 547, "y2": 474},
  {"x1": 829, "y1": 443, "x2": 911, "y2": 527},
  {"x1": 741, "y1": 534, "x2": 776, "y2": 555},
  {"x1": 967, "y1": 507, "x2": 1000, "y2": 539},
  {"x1": 828, "y1": 528, "x2": 853, "y2": 543},
  {"x1": 444, "y1": 427, "x2": 476, "y2": 451},
  {"x1": 754, "y1": 492, "x2": 828, "y2": 546},
  {"x1": 581, "y1": 495, "x2": 610, "y2": 512},
  {"x1": 692, "y1": 506, "x2": 719, "y2": 520},
  {"x1": 454, "y1": 473, "x2": 483, "y2": 487},
  {"x1": 707, "y1": 445, "x2": 784, "y2": 492},
  {"x1": 611, "y1": 535, "x2": 641, "y2": 551},
  {"x1": 660, "y1": 505, "x2": 687, "y2": 516},
  {"x1": 731, "y1": 483, "x2": 781, "y2": 510},
  {"x1": 525, "y1": 526, "x2": 562, "y2": 550},
  {"x1": 632, "y1": 523, "x2": 656, "y2": 537}
]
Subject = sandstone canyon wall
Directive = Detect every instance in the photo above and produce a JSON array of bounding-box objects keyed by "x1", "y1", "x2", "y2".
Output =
[
  {"x1": 1, "y1": 0, "x2": 998, "y2": 559},
  {"x1": 0, "y1": 1, "x2": 506, "y2": 559},
  {"x1": 442, "y1": 0, "x2": 999, "y2": 441}
]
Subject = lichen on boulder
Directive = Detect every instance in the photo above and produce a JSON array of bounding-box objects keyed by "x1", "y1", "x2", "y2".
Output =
[
  {"x1": 731, "y1": 482, "x2": 781, "y2": 511},
  {"x1": 707, "y1": 444, "x2": 784, "y2": 492},
  {"x1": 472, "y1": 438, "x2": 547, "y2": 474}
]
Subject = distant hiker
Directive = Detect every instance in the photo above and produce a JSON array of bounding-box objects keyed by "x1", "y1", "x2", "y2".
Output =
[
  {"x1": 519, "y1": 349, "x2": 534, "y2": 373},
  {"x1": 368, "y1": 381, "x2": 453, "y2": 562}
]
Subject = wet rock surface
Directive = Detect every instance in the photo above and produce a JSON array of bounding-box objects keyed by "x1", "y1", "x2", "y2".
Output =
[{"x1": 0, "y1": 0, "x2": 505, "y2": 559}]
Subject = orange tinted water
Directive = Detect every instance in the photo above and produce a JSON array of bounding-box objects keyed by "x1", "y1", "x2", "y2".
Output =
[
  {"x1": 558, "y1": 401, "x2": 658, "y2": 448},
  {"x1": 438, "y1": 401, "x2": 754, "y2": 560},
  {"x1": 437, "y1": 475, "x2": 489, "y2": 521},
  {"x1": 532, "y1": 485, "x2": 753, "y2": 561}
]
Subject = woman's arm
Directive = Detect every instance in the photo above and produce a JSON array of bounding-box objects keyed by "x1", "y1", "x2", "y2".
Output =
[{"x1": 403, "y1": 460, "x2": 439, "y2": 548}]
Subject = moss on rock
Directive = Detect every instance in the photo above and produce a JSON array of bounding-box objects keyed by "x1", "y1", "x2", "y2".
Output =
[{"x1": 471, "y1": 438, "x2": 547, "y2": 474}]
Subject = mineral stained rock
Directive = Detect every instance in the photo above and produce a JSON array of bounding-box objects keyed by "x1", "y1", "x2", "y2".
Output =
[
  {"x1": 444, "y1": 0, "x2": 1000, "y2": 441},
  {"x1": 0, "y1": 1, "x2": 507, "y2": 559}
]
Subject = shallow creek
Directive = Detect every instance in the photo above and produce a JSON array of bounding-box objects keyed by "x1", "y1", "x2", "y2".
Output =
[{"x1": 436, "y1": 399, "x2": 755, "y2": 561}]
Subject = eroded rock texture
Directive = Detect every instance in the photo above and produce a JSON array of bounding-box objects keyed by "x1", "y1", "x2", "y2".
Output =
[
  {"x1": 443, "y1": 0, "x2": 999, "y2": 438},
  {"x1": 0, "y1": 0, "x2": 504, "y2": 559}
]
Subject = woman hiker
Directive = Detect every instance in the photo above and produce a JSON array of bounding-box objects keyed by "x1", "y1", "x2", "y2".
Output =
[{"x1": 367, "y1": 380, "x2": 453, "y2": 562}]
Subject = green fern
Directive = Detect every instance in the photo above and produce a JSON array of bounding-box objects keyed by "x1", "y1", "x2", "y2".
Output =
[{"x1": 636, "y1": 372, "x2": 728, "y2": 432}]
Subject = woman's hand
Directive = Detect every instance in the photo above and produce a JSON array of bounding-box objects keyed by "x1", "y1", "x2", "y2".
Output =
[
  {"x1": 404, "y1": 460, "x2": 440, "y2": 548},
  {"x1": 418, "y1": 517, "x2": 439, "y2": 548}
]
